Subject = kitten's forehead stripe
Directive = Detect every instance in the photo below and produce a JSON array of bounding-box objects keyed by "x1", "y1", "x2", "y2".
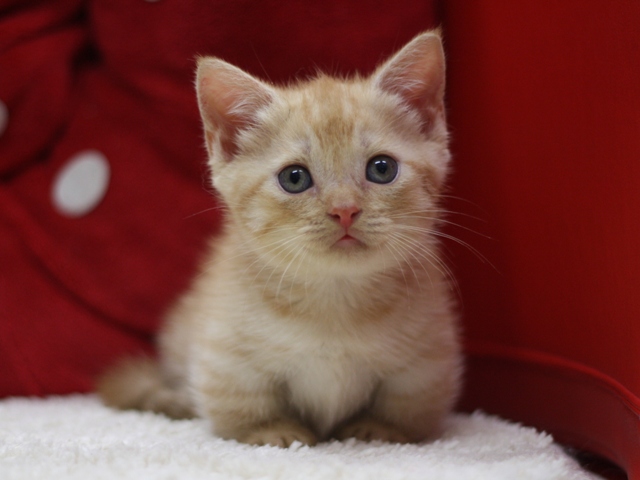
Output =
[
  {"x1": 275, "y1": 76, "x2": 417, "y2": 184},
  {"x1": 292, "y1": 78, "x2": 359, "y2": 173}
]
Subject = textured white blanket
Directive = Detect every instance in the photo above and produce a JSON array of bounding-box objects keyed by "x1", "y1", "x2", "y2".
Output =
[{"x1": 0, "y1": 395, "x2": 599, "y2": 480}]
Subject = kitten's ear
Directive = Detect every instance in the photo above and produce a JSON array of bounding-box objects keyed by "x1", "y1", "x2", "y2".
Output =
[
  {"x1": 373, "y1": 30, "x2": 446, "y2": 130},
  {"x1": 196, "y1": 58, "x2": 275, "y2": 162}
]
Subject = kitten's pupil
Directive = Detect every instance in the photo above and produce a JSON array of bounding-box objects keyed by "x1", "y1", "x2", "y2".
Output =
[
  {"x1": 366, "y1": 155, "x2": 398, "y2": 184},
  {"x1": 278, "y1": 165, "x2": 313, "y2": 193}
]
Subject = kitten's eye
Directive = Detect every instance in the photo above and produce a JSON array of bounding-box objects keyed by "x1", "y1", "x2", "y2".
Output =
[
  {"x1": 366, "y1": 155, "x2": 398, "y2": 184},
  {"x1": 278, "y1": 165, "x2": 313, "y2": 193}
]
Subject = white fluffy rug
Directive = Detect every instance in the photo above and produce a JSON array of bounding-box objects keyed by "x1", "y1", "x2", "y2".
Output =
[{"x1": 0, "y1": 395, "x2": 599, "y2": 480}]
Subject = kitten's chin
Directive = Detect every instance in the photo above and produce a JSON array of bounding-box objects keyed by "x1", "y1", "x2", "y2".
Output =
[{"x1": 303, "y1": 238, "x2": 389, "y2": 277}]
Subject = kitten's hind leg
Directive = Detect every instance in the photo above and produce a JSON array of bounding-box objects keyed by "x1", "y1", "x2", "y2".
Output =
[{"x1": 97, "y1": 357, "x2": 195, "y2": 419}]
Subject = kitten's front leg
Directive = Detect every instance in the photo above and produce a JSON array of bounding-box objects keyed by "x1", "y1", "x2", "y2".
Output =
[
  {"x1": 333, "y1": 412, "x2": 411, "y2": 443},
  {"x1": 192, "y1": 360, "x2": 317, "y2": 447},
  {"x1": 240, "y1": 419, "x2": 318, "y2": 447},
  {"x1": 335, "y1": 358, "x2": 460, "y2": 444}
]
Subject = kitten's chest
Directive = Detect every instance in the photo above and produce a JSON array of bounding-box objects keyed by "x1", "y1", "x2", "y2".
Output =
[{"x1": 284, "y1": 341, "x2": 378, "y2": 437}]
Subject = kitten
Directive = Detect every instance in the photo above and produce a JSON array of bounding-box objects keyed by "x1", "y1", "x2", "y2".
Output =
[{"x1": 98, "y1": 30, "x2": 462, "y2": 448}]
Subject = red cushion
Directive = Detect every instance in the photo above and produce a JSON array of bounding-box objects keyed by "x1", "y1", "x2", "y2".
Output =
[{"x1": 0, "y1": 0, "x2": 437, "y2": 394}]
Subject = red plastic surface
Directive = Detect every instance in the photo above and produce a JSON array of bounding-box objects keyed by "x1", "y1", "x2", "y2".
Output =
[
  {"x1": 442, "y1": 2, "x2": 640, "y2": 477},
  {"x1": 461, "y1": 341, "x2": 640, "y2": 479}
]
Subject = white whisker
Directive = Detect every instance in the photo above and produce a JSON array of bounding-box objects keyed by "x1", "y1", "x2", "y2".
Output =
[
  {"x1": 183, "y1": 205, "x2": 226, "y2": 220},
  {"x1": 395, "y1": 224, "x2": 494, "y2": 268},
  {"x1": 276, "y1": 243, "x2": 306, "y2": 301},
  {"x1": 385, "y1": 234, "x2": 423, "y2": 287},
  {"x1": 201, "y1": 225, "x2": 303, "y2": 271},
  {"x1": 382, "y1": 239, "x2": 410, "y2": 298},
  {"x1": 390, "y1": 231, "x2": 461, "y2": 299},
  {"x1": 387, "y1": 210, "x2": 491, "y2": 238},
  {"x1": 288, "y1": 245, "x2": 307, "y2": 309},
  {"x1": 387, "y1": 232, "x2": 432, "y2": 287},
  {"x1": 254, "y1": 234, "x2": 308, "y2": 289}
]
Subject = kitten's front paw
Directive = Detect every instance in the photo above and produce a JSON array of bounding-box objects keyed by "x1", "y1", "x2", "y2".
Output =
[
  {"x1": 334, "y1": 416, "x2": 411, "y2": 444},
  {"x1": 239, "y1": 421, "x2": 317, "y2": 448}
]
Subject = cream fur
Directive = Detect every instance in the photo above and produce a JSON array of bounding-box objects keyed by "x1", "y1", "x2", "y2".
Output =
[{"x1": 98, "y1": 30, "x2": 462, "y2": 448}]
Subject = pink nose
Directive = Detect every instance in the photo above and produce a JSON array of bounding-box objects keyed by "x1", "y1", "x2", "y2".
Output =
[{"x1": 328, "y1": 205, "x2": 361, "y2": 230}]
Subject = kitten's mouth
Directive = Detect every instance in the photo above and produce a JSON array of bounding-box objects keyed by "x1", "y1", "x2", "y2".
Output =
[{"x1": 333, "y1": 234, "x2": 364, "y2": 249}]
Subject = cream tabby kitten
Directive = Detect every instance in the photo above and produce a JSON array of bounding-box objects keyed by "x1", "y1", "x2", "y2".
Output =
[{"x1": 98, "y1": 30, "x2": 462, "y2": 448}]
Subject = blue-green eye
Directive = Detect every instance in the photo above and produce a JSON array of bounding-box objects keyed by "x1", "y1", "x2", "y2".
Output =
[
  {"x1": 278, "y1": 165, "x2": 313, "y2": 193},
  {"x1": 366, "y1": 155, "x2": 398, "y2": 184}
]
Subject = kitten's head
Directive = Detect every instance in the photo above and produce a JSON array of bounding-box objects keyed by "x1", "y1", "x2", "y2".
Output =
[{"x1": 196, "y1": 31, "x2": 450, "y2": 276}]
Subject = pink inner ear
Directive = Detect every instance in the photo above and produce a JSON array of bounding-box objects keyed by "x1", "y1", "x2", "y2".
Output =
[
  {"x1": 374, "y1": 33, "x2": 446, "y2": 130},
  {"x1": 196, "y1": 58, "x2": 274, "y2": 161}
]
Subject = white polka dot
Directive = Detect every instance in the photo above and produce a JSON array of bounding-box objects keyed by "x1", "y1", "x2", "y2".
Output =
[
  {"x1": 0, "y1": 100, "x2": 8, "y2": 138},
  {"x1": 52, "y1": 150, "x2": 111, "y2": 217}
]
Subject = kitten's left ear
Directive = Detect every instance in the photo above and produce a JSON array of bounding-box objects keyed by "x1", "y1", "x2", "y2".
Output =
[{"x1": 373, "y1": 30, "x2": 446, "y2": 131}]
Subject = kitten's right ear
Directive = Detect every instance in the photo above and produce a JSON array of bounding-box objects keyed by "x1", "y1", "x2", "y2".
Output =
[{"x1": 196, "y1": 58, "x2": 275, "y2": 162}]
